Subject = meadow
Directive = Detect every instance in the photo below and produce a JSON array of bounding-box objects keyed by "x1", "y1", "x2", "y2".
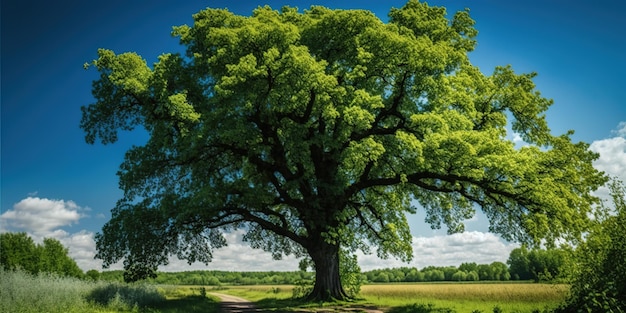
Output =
[
  {"x1": 202, "y1": 283, "x2": 568, "y2": 313},
  {"x1": 1, "y1": 268, "x2": 567, "y2": 313}
]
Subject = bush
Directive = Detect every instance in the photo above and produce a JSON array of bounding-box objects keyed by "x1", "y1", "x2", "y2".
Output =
[
  {"x1": 86, "y1": 282, "x2": 165, "y2": 308},
  {"x1": 556, "y1": 180, "x2": 626, "y2": 312}
]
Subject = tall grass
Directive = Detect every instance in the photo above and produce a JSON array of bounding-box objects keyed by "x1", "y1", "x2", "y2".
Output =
[{"x1": 0, "y1": 268, "x2": 165, "y2": 313}]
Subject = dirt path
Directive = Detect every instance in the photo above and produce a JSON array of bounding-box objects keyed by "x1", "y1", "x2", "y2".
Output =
[
  {"x1": 210, "y1": 293, "x2": 259, "y2": 313},
  {"x1": 209, "y1": 292, "x2": 384, "y2": 313}
]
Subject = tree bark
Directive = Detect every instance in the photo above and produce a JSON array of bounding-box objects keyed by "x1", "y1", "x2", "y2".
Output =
[{"x1": 306, "y1": 240, "x2": 349, "y2": 301}]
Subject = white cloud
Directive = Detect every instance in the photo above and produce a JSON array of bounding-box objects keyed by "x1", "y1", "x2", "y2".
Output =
[
  {"x1": 162, "y1": 230, "x2": 301, "y2": 272},
  {"x1": 613, "y1": 121, "x2": 626, "y2": 138},
  {"x1": 512, "y1": 133, "x2": 524, "y2": 145},
  {"x1": 0, "y1": 197, "x2": 84, "y2": 235},
  {"x1": 590, "y1": 137, "x2": 626, "y2": 182},
  {"x1": 1, "y1": 197, "x2": 517, "y2": 273},
  {"x1": 589, "y1": 122, "x2": 626, "y2": 199},
  {"x1": 357, "y1": 231, "x2": 517, "y2": 271}
]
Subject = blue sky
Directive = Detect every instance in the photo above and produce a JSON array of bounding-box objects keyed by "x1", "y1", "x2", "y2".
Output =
[{"x1": 2, "y1": 0, "x2": 625, "y2": 272}]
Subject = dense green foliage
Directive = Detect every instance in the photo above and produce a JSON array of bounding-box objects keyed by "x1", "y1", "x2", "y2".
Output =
[
  {"x1": 365, "y1": 263, "x2": 509, "y2": 283},
  {"x1": 506, "y1": 246, "x2": 569, "y2": 282},
  {"x1": 0, "y1": 232, "x2": 83, "y2": 278},
  {"x1": 82, "y1": 0, "x2": 605, "y2": 300},
  {"x1": 557, "y1": 180, "x2": 626, "y2": 312}
]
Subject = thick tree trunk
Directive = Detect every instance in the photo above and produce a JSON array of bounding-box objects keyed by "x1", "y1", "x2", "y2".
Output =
[{"x1": 306, "y1": 240, "x2": 349, "y2": 301}]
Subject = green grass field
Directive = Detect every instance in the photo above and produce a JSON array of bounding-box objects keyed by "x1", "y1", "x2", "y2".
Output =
[
  {"x1": 217, "y1": 283, "x2": 568, "y2": 313},
  {"x1": 2, "y1": 268, "x2": 567, "y2": 313}
]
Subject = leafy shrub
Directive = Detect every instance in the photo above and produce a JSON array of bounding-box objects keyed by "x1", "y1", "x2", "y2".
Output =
[
  {"x1": 86, "y1": 282, "x2": 165, "y2": 308},
  {"x1": 556, "y1": 180, "x2": 626, "y2": 313}
]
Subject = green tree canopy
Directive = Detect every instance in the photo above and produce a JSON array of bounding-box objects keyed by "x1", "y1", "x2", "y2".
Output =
[
  {"x1": 0, "y1": 232, "x2": 39, "y2": 274},
  {"x1": 0, "y1": 232, "x2": 83, "y2": 278},
  {"x1": 82, "y1": 0, "x2": 605, "y2": 300}
]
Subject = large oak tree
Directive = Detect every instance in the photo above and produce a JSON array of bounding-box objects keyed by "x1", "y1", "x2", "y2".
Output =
[{"x1": 82, "y1": 1, "x2": 606, "y2": 300}]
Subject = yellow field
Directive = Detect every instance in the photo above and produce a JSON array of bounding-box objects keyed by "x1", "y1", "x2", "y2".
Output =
[
  {"x1": 360, "y1": 283, "x2": 568, "y2": 312},
  {"x1": 361, "y1": 283, "x2": 568, "y2": 302}
]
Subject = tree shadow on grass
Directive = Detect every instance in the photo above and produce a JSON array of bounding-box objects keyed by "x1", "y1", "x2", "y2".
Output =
[
  {"x1": 152, "y1": 295, "x2": 221, "y2": 313},
  {"x1": 387, "y1": 303, "x2": 456, "y2": 313},
  {"x1": 254, "y1": 297, "x2": 454, "y2": 313},
  {"x1": 254, "y1": 297, "x2": 310, "y2": 312}
]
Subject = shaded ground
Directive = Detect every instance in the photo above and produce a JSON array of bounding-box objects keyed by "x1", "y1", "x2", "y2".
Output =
[
  {"x1": 210, "y1": 293, "x2": 260, "y2": 313},
  {"x1": 210, "y1": 292, "x2": 384, "y2": 313}
]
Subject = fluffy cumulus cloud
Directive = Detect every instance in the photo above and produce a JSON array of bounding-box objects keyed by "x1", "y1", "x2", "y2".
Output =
[
  {"x1": 160, "y1": 230, "x2": 517, "y2": 272},
  {"x1": 357, "y1": 231, "x2": 517, "y2": 271},
  {"x1": 1, "y1": 197, "x2": 84, "y2": 234},
  {"x1": 590, "y1": 122, "x2": 626, "y2": 183},
  {"x1": 162, "y1": 230, "x2": 301, "y2": 272},
  {"x1": 1, "y1": 195, "x2": 515, "y2": 272},
  {"x1": 589, "y1": 122, "x2": 626, "y2": 201}
]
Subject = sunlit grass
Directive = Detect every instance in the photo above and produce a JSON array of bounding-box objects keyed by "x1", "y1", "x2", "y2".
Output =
[
  {"x1": 361, "y1": 282, "x2": 568, "y2": 302},
  {"x1": 360, "y1": 283, "x2": 568, "y2": 312},
  {"x1": 215, "y1": 283, "x2": 568, "y2": 313}
]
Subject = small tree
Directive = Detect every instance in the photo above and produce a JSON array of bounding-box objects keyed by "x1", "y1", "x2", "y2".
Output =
[
  {"x1": 507, "y1": 246, "x2": 531, "y2": 280},
  {"x1": 0, "y1": 232, "x2": 39, "y2": 274},
  {"x1": 86, "y1": 269, "x2": 101, "y2": 281},
  {"x1": 489, "y1": 261, "x2": 510, "y2": 281}
]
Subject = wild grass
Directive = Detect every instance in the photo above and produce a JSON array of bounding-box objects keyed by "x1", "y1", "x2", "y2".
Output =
[
  {"x1": 0, "y1": 268, "x2": 94, "y2": 313},
  {"x1": 0, "y1": 268, "x2": 216, "y2": 313}
]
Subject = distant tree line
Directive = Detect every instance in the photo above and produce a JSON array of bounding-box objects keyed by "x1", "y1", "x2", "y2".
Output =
[
  {"x1": 1, "y1": 231, "x2": 571, "y2": 285},
  {"x1": 95, "y1": 269, "x2": 314, "y2": 285},
  {"x1": 91, "y1": 246, "x2": 569, "y2": 285},
  {"x1": 506, "y1": 246, "x2": 569, "y2": 282},
  {"x1": 365, "y1": 262, "x2": 511, "y2": 283},
  {"x1": 0, "y1": 232, "x2": 83, "y2": 278}
]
